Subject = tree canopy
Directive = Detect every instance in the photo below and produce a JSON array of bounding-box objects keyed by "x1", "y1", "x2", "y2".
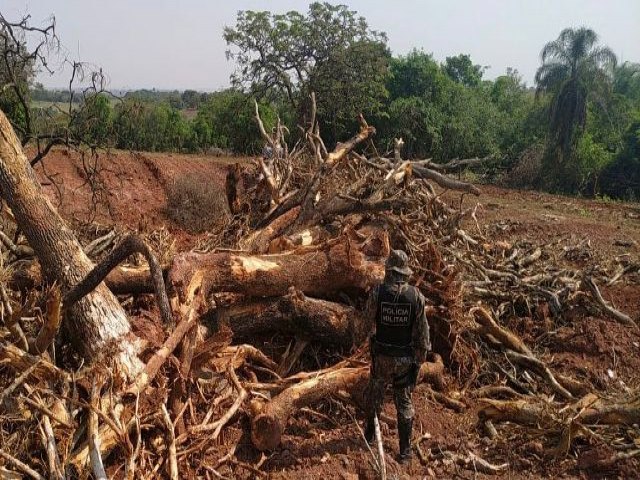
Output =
[
  {"x1": 223, "y1": 2, "x2": 390, "y2": 143},
  {"x1": 443, "y1": 54, "x2": 485, "y2": 87},
  {"x1": 535, "y1": 28, "x2": 617, "y2": 169}
]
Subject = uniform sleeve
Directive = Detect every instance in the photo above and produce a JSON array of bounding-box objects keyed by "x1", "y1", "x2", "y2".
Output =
[{"x1": 413, "y1": 291, "x2": 431, "y2": 363}]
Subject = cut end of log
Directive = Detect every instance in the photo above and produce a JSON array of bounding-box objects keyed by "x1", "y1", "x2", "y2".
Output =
[{"x1": 251, "y1": 414, "x2": 284, "y2": 451}]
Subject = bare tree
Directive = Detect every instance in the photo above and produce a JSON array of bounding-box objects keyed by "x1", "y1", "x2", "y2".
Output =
[{"x1": 0, "y1": 12, "x2": 118, "y2": 167}]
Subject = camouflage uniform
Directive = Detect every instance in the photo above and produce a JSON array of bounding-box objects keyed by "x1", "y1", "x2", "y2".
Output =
[{"x1": 363, "y1": 250, "x2": 431, "y2": 463}]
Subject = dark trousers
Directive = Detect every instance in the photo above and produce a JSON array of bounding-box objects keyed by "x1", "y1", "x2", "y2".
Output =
[{"x1": 365, "y1": 354, "x2": 415, "y2": 424}]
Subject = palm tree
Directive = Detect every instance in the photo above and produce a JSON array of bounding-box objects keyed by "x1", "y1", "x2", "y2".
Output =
[{"x1": 535, "y1": 28, "x2": 617, "y2": 163}]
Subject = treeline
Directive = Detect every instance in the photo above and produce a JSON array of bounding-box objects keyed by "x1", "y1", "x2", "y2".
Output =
[
  {"x1": 28, "y1": 55, "x2": 544, "y2": 161},
  {"x1": 29, "y1": 89, "x2": 275, "y2": 153},
  {"x1": 3, "y1": 3, "x2": 640, "y2": 199},
  {"x1": 46, "y1": 55, "x2": 636, "y2": 199},
  {"x1": 217, "y1": 3, "x2": 640, "y2": 199}
]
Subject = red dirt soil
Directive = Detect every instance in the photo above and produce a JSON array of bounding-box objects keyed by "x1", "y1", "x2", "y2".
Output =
[
  {"x1": 34, "y1": 149, "x2": 640, "y2": 479},
  {"x1": 33, "y1": 148, "x2": 237, "y2": 233}
]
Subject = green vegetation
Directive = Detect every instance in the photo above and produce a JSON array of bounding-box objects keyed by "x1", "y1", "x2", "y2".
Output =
[
  {"x1": 1, "y1": 3, "x2": 638, "y2": 199},
  {"x1": 534, "y1": 28, "x2": 618, "y2": 191},
  {"x1": 193, "y1": 90, "x2": 277, "y2": 154},
  {"x1": 223, "y1": 2, "x2": 390, "y2": 147}
]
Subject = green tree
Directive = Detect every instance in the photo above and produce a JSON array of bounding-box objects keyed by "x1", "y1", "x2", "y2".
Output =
[
  {"x1": 382, "y1": 51, "x2": 448, "y2": 157},
  {"x1": 490, "y1": 68, "x2": 542, "y2": 158},
  {"x1": 437, "y1": 81, "x2": 501, "y2": 159},
  {"x1": 381, "y1": 50, "x2": 506, "y2": 161},
  {"x1": 71, "y1": 94, "x2": 113, "y2": 145},
  {"x1": 388, "y1": 50, "x2": 448, "y2": 102},
  {"x1": 534, "y1": 27, "x2": 617, "y2": 169},
  {"x1": 613, "y1": 62, "x2": 640, "y2": 103},
  {"x1": 0, "y1": 22, "x2": 34, "y2": 138},
  {"x1": 384, "y1": 96, "x2": 442, "y2": 158},
  {"x1": 443, "y1": 54, "x2": 485, "y2": 87},
  {"x1": 181, "y1": 89, "x2": 202, "y2": 109},
  {"x1": 309, "y1": 39, "x2": 389, "y2": 144},
  {"x1": 223, "y1": 2, "x2": 388, "y2": 142},
  {"x1": 600, "y1": 115, "x2": 640, "y2": 199},
  {"x1": 194, "y1": 89, "x2": 277, "y2": 153},
  {"x1": 572, "y1": 132, "x2": 614, "y2": 193},
  {"x1": 113, "y1": 100, "x2": 191, "y2": 152}
]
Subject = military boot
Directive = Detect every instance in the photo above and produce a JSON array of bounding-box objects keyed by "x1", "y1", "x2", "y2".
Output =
[{"x1": 397, "y1": 418, "x2": 413, "y2": 464}]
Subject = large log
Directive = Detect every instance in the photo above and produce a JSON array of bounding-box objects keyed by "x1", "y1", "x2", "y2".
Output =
[
  {"x1": 0, "y1": 109, "x2": 141, "y2": 377},
  {"x1": 168, "y1": 229, "x2": 389, "y2": 300},
  {"x1": 252, "y1": 367, "x2": 366, "y2": 451},
  {"x1": 213, "y1": 287, "x2": 369, "y2": 347},
  {"x1": 251, "y1": 358, "x2": 445, "y2": 451},
  {"x1": 580, "y1": 395, "x2": 640, "y2": 425},
  {"x1": 478, "y1": 394, "x2": 640, "y2": 428},
  {"x1": 9, "y1": 261, "x2": 159, "y2": 295}
]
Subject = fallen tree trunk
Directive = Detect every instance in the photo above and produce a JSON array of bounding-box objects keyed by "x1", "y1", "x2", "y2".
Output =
[
  {"x1": 0, "y1": 109, "x2": 141, "y2": 377},
  {"x1": 9, "y1": 260, "x2": 162, "y2": 295},
  {"x1": 0, "y1": 341, "x2": 69, "y2": 382},
  {"x1": 102, "y1": 265, "x2": 159, "y2": 294},
  {"x1": 422, "y1": 156, "x2": 492, "y2": 173},
  {"x1": 169, "y1": 230, "x2": 389, "y2": 300},
  {"x1": 251, "y1": 366, "x2": 367, "y2": 450},
  {"x1": 478, "y1": 394, "x2": 640, "y2": 428},
  {"x1": 251, "y1": 359, "x2": 445, "y2": 451},
  {"x1": 477, "y1": 398, "x2": 555, "y2": 427},
  {"x1": 412, "y1": 164, "x2": 481, "y2": 195},
  {"x1": 213, "y1": 287, "x2": 368, "y2": 347}
]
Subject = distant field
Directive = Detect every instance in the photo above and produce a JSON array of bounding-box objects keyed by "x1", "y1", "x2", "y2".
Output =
[
  {"x1": 32, "y1": 100, "x2": 73, "y2": 112},
  {"x1": 32, "y1": 98, "x2": 121, "y2": 112},
  {"x1": 32, "y1": 100, "x2": 198, "y2": 120},
  {"x1": 181, "y1": 107, "x2": 198, "y2": 120}
]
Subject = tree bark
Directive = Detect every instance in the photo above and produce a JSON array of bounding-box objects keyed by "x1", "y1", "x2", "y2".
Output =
[
  {"x1": 9, "y1": 261, "x2": 159, "y2": 295},
  {"x1": 213, "y1": 287, "x2": 369, "y2": 347},
  {"x1": 252, "y1": 366, "x2": 367, "y2": 450},
  {"x1": 0, "y1": 109, "x2": 141, "y2": 377},
  {"x1": 168, "y1": 230, "x2": 389, "y2": 300},
  {"x1": 238, "y1": 206, "x2": 301, "y2": 253},
  {"x1": 412, "y1": 164, "x2": 481, "y2": 195}
]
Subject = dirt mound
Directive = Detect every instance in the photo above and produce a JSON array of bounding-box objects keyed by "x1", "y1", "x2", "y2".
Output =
[{"x1": 33, "y1": 148, "x2": 244, "y2": 230}]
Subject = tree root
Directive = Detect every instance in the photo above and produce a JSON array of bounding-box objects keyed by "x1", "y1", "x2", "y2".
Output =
[{"x1": 583, "y1": 276, "x2": 636, "y2": 328}]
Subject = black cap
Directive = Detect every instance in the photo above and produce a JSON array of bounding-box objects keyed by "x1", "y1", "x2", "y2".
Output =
[{"x1": 385, "y1": 249, "x2": 412, "y2": 276}]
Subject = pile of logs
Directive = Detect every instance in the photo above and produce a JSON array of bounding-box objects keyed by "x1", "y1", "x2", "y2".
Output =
[{"x1": 0, "y1": 94, "x2": 638, "y2": 479}]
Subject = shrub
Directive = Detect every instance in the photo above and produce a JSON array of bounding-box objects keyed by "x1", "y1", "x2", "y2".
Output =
[
  {"x1": 166, "y1": 174, "x2": 229, "y2": 233},
  {"x1": 503, "y1": 144, "x2": 544, "y2": 188}
]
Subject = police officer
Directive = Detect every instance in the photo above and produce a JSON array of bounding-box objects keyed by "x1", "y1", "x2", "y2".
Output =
[{"x1": 364, "y1": 249, "x2": 431, "y2": 464}]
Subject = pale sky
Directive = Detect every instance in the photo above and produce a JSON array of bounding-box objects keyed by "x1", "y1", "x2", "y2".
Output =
[{"x1": 3, "y1": 0, "x2": 639, "y2": 91}]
